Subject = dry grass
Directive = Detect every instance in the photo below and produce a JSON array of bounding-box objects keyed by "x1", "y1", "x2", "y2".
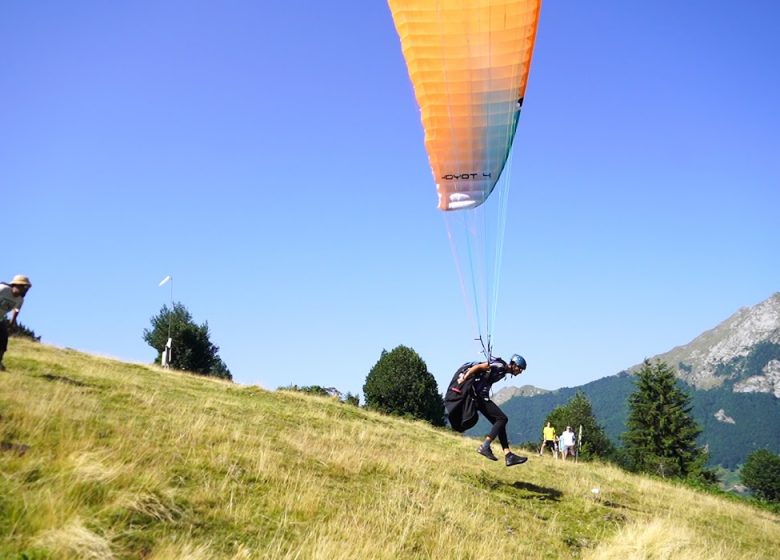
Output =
[{"x1": 1, "y1": 338, "x2": 779, "y2": 559}]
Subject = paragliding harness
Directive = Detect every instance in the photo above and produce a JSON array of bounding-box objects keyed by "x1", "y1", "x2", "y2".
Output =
[
  {"x1": 445, "y1": 338, "x2": 503, "y2": 432},
  {"x1": 444, "y1": 363, "x2": 479, "y2": 433}
]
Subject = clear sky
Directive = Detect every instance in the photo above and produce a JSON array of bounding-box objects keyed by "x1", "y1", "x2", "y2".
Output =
[{"x1": 3, "y1": 1, "x2": 779, "y2": 397}]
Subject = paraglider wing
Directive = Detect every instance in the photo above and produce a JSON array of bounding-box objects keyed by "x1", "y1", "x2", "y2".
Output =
[{"x1": 388, "y1": 0, "x2": 541, "y2": 211}]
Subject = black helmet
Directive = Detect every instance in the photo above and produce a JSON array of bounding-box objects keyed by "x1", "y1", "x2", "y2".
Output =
[{"x1": 510, "y1": 354, "x2": 527, "y2": 370}]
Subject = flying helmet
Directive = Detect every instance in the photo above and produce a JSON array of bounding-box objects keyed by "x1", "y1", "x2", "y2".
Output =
[{"x1": 509, "y1": 354, "x2": 526, "y2": 370}]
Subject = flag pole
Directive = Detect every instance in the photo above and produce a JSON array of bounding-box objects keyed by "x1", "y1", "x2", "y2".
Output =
[{"x1": 158, "y1": 275, "x2": 173, "y2": 367}]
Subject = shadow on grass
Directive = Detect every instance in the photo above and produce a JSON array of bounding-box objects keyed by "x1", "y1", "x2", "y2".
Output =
[
  {"x1": 0, "y1": 441, "x2": 30, "y2": 456},
  {"x1": 465, "y1": 471, "x2": 563, "y2": 503},
  {"x1": 40, "y1": 372, "x2": 90, "y2": 387},
  {"x1": 509, "y1": 480, "x2": 564, "y2": 502}
]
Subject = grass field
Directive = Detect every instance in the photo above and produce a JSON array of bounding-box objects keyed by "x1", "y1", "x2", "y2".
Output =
[{"x1": 1, "y1": 338, "x2": 779, "y2": 559}]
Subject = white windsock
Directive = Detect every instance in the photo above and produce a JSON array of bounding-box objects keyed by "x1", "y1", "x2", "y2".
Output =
[{"x1": 158, "y1": 275, "x2": 172, "y2": 287}]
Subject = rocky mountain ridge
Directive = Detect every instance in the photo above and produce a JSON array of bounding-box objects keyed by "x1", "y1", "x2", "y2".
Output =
[
  {"x1": 492, "y1": 384, "x2": 550, "y2": 405},
  {"x1": 627, "y1": 292, "x2": 780, "y2": 396},
  {"x1": 496, "y1": 292, "x2": 780, "y2": 400}
]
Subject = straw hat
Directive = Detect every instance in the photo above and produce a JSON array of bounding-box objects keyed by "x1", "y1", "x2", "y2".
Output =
[{"x1": 10, "y1": 275, "x2": 32, "y2": 287}]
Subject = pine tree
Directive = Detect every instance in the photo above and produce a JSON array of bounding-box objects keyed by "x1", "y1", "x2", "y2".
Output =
[
  {"x1": 9, "y1": 321, "x2": 40, "y2": 342},
  {"x1": 363, "y1": 345, "x2": 444, "y2": 426},
  {"x1": 143, "y1": 302, "x2": 232, "y2": 381},
  {"x1": 622, "y1": 360, "x2": 703, "y2": 478}
]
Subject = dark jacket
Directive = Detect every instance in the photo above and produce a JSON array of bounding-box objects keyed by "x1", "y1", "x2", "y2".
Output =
[
  {"x1": 472, "y1": 359, "x2": 509, "y2": 400},
  {"x1": 444, "y1": 364, "x2": 478, "y2": 432},
  {"x1": 445, "y1": 358, "x2": 508, "y2": 431}
]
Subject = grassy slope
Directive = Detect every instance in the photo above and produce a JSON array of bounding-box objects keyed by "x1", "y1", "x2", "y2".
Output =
[{"x1": 1, "y1": 338, "x2": 778, "y2": 560}]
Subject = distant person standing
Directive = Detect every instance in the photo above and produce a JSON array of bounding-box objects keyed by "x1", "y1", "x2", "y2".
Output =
[
  {"x1": 539, "y1": 421, "x2": 558, "y2": 458},
  {"x1": 0, "y1": 275, "x2": 32, "y2": 371},
  {"x1": 559, "y1": 426, "x2": 576, "y2": 461}
]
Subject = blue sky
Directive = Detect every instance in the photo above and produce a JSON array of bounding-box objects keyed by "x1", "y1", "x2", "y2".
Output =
[{"x1": 3, "y1": 1, "x2": 778, "y2": 397}]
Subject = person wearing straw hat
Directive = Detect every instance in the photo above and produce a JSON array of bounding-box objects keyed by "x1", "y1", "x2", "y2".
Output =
[{"x1": 0, "y1": 275, "x2": 32, "y2": 371}]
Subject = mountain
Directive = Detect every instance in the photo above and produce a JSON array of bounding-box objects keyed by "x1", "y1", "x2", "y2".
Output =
[
  {"x1": 482, "y1": 293, "x2": 780, "y2": 469},
  {"x1": 492, "y1": 384, "x2": 550, "y2": 405},
  {"x1": 627, "y1": 292, "x2": 780, "y2": 394}
]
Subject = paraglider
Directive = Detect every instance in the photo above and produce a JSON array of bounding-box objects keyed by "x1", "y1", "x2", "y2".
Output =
[
  {"x1": 445, "y1": 353, "x2": 529, "y2": 466},
  {"x1": 388, "y1": 0, "x2": 542, "y2": 357}
]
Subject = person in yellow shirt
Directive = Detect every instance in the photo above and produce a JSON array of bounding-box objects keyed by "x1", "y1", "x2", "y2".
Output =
[{"x1": 538, "y1": 421, "x2": 558, "y2": 458}]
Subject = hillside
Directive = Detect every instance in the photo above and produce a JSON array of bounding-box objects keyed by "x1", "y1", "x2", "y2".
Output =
[{"x1": 2, "y1": 339, "x2": 779, "y2": 559}]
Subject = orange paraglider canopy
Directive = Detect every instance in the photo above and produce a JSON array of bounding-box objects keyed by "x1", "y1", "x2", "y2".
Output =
[{"x1": 388, "y1": 0, "x2": 541, "y2": 210}]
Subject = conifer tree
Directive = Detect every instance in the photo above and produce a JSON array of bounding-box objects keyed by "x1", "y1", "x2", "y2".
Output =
[
  {"x1": 363, "y1": 345, "x2": 444, "y2": 426},
  {"x1": 143, "y1": 302, "x2": 231, "y2": 381},
  {"x1": 622, "y1": 360, "x2": 703, "y2": 478},
  {"x1": 9, "y1": 321, "x2": 40, "y2": 342}
]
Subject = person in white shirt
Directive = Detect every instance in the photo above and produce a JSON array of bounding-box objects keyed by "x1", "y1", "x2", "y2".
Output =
[
  {"x1": 559, "y1": 426, "x2": 576, "y2": 460},
  {"x1": 0, "y1": 275, "x2": 32, "y2": 371}
]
